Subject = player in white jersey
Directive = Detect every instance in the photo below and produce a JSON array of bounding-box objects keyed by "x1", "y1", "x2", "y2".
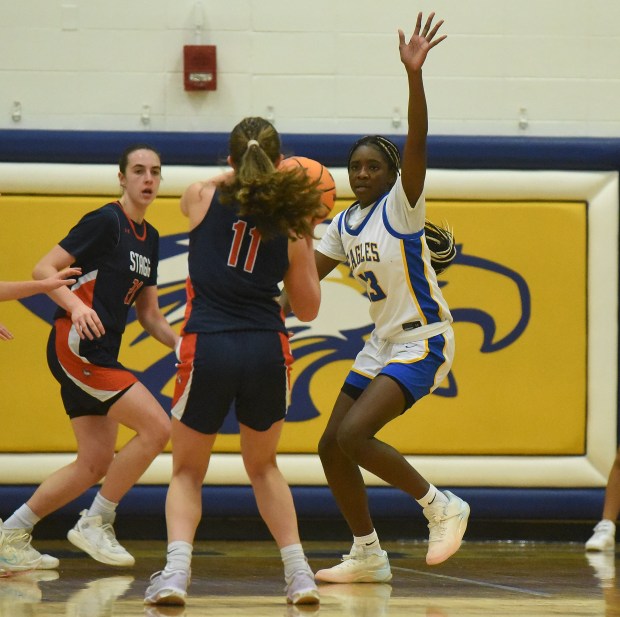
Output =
[{"x1": 312, "y1": 13, "x2": 470, "y2": 584}]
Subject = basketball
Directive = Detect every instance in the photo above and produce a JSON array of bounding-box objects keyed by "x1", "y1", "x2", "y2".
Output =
[{"x1": 280, "y1": 156, "x2": 336, "y2": 220}]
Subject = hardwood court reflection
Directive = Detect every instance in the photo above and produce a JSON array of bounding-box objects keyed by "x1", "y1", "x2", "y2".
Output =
[{"x1": 0, "y1": 540, "x2": 617, "y2": 617}]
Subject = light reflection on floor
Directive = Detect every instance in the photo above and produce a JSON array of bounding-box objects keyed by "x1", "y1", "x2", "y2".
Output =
[{"x1": 0, "y1": 540, "x2": 616, "y2": 617}]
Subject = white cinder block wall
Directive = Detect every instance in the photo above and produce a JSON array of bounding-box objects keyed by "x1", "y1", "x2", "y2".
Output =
[{"x1": 1, "y1": 0, "x2": 620, "y2": 136}]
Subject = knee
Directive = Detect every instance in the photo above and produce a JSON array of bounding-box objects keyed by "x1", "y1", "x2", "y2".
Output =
[
  {"x1": 243, "y1": 455, "x2": 277, "y2": 482},
  {"x1": 335, "y1": 424, "x2": 365, "y2": 462},
  {"x1": 172, "y1": 463, "x2": 206, "y2": 489},
  {"x1": 146, "y1": 414, "x2": 172, "y2": 452},
  {"x1": 79, "y1": 454, "x2": 114, "y2": 482},
  {"x1": 318, "y1": 430, "x2": 340, "y2": 464}
]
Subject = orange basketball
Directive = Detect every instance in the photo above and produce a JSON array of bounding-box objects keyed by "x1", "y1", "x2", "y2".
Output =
[{"x1": 280, "y1": 156, "x2": 337, "y2": 218}]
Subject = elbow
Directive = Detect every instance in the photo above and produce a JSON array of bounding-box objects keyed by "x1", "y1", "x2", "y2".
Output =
[
  {"x1": 294, "y1": 306, "x2": 319, "y2": 322},
  {"x1": 290, "y1": 295, "x2": 320, "y2": 322},
  {"x1": 31, "y1": 263, "x2": 45, "y2": 280}
]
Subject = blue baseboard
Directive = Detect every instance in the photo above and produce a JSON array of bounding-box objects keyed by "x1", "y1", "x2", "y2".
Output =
[{"x1": 0, "y1": 485, "x2": 604, "y2": 521}]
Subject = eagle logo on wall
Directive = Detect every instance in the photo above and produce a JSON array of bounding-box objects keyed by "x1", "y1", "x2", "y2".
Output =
[{"x1": 19, "y1": 227, "x2": 530, "y2": 435}]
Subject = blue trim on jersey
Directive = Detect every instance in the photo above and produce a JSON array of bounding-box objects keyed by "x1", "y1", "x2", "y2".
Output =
[
  {"x1": 381, "y1": 202, "x2": 424, "y2": 240},
  {"x1": 344, "y1": 369, "x2": 372, "y2": 391},
  {"x1": 402, "y1": 238, "x2": 444, "y2": 323},
  {"x1": 380, "y1": 199, "x2": 442, "y2": 323},
  {"x1": 341, "y1": 196, "x2": 385, "y2": 236}
]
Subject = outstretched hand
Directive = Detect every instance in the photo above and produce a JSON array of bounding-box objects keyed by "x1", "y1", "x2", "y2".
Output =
[
  {"x1": 40, "y1": 267, "x2": 82, "y2": 293},
  {"x1": 0, "y1": 322, "x2": 13, "y2": 341},
  {"x1": 399, "y1": 12, "x2": 446, "y2": 72}
]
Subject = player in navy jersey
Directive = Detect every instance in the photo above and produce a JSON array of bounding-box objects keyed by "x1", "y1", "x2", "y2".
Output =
[
  {"x1": 0, "y1": 270, "x2": 81, "y2": 341},
  {"x1": 307, "y1": 14, "x2": 470, "y2": 584},
  {"x1": 145, "y1": 117, "x2": 323, "y2": 607},
  {"x1": 0, "y1": 145, "x2": 179, "y2": 574}
]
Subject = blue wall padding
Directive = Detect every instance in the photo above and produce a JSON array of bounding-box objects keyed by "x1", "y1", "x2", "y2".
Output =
[
  {"x1": 0, "y1": 485, "x2": 604, "y2": 520},
  {"x1": 2, "y1": 129, "x2": 620, "y2": 170}
]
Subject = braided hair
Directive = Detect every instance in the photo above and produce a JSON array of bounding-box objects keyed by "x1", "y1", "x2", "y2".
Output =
[
  {"x1": 348, "y1": 135, "x2": 457, "y2": 274},
  {"x1": 219, "y1": 117, "x2": 323, "y2": 240},
  {"x1": 347, "y1": 135, "x2": 401, "y2": 177}
]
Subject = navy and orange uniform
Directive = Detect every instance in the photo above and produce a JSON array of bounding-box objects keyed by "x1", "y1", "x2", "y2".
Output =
[
  {"x1": 182, "y1": 189, "x2": 289, "y2": 335},
  {"x1": 47, "y1": 201, "x2": 159, "y2": 417},
  {"x1": 173, "y1": 190, "x2": 293, "y2": 434}
]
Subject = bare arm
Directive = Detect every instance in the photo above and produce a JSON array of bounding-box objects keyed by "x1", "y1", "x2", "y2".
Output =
[
  {"x1": 0, "y1": 268, "x2": 81, "y2": 302},
  {"x1": 32, "y1": 245, "x2": 105, "y2": 340},
  {"x1": 399, "y1": 12, "x2": 446, "y2": 207},
  {"x1": 314, "y1": 250, "x2": 341, "y2": 282},
  {"x1": 180, "y1": 172, "x2": 232, "y2": 228},
  {"x1": 134, "y1": 286, "x2": 179, "y2": 350},
  {"x1": 280, "y1": 249, "x2": 340, "y2": 317},
  {"x1": 282, "y1": 237, "x2": 321, "y2": 322}
]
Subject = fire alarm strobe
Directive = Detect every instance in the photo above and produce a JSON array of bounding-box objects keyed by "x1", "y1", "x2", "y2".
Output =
[{"x1": 183, "y1": 45, "x2": 217, "y2": 91}]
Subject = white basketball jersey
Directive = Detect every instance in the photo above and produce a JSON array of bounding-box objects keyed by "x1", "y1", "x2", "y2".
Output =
[{"x1": 317, "y1": 177, "x2": 452, "y2": 343}]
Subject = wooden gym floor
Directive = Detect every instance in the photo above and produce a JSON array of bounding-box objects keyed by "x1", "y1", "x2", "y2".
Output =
[{"x1": 0, "y1": 538, "x2": 618, "y2": 617}]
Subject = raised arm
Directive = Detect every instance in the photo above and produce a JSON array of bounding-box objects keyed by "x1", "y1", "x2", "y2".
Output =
[{"x1": 399, "y1": 12, "x2": 446, "y2": 207}]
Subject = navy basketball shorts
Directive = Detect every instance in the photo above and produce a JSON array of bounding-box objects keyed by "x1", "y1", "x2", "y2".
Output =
[
  {"x1": 47, "y1": 319, "x2": 137, "y2": 418},
  {"x1": 171, "y1": 329, "x2": 293, "y2": 434},
  {"x1": 344, "y1": 326, "x2": 455, "y2": 410}
]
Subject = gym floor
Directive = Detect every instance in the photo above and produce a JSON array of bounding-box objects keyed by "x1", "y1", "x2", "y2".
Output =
[{"x1": 0, "y1": 538, "x2": 616, "y2": 617}]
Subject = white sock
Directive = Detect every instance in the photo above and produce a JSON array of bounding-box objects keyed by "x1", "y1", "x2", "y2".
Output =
[
  {"x1": 4, "y1": 504, "x2": 40, "y2": 530},
  {"x1": 353, "y1": 530, "x2": 383, "y2": 556},
  {"x1": 416, "y1": 485, "x2": 448, "y2": 508},
  {"x1": 166, "y1": 540, "x2": 193, "y2": 573},
  {"x1": 87, "y1": 492, "x2": 118, "y2": 524},
  {"x1": 281, "y1": 543, "x2": 310, "y2": 581}
]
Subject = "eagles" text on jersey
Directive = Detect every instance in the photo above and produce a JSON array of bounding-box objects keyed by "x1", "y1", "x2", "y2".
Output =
[{"x1": 347, "y1": 242, "x2": 380, "y2": 270}]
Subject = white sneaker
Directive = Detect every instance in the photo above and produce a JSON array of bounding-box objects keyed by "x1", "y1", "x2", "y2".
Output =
[
  {"x1": 586, "y1": 520, "x2": 616, "y2": 551},
  {"x1": 144, "y1": 569, "x2": 190, "y2": 606},
  {"x1": 315, "y1": 546, "x2": 392, "y2": 583},
  {"x1": 0, "y1": 524, "x2": 42, "y2": 574},
  {"x1": 423, "y1": 490, "x2": 470, "y2": 565},
  {"x1": 0, "y1": 520, "x2": 58, "y2": 571},
  {"x1": 67, "y1": 510, "x2": 135, "y2": 567},
  {"x1": 285, "y1": 568, "x2": 319, "y2": 605},
  {"x1": 21, "y1": 530, "x2": 59, "y2": 570}
]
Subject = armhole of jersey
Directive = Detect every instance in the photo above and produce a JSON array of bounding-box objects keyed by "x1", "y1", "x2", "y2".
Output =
[
  {"x1": 337, "y1": 211, "x2": 344, "y2": 233},
  {"x1": 112, "y1": 208, "x2": 122, "y2": 248},
  {"x1": 192, "y1": 186, "x2": 217, "y2": 232}
]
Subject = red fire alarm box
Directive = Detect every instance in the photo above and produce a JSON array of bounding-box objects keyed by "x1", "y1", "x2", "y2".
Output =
[{"x1": 183, "y1": 45, "x2": 217, "y2": 91}]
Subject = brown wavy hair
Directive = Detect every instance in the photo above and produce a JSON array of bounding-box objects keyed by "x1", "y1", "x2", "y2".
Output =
[{"x1": 218, "y1": 117, "x2": 323, "y2": 240}]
